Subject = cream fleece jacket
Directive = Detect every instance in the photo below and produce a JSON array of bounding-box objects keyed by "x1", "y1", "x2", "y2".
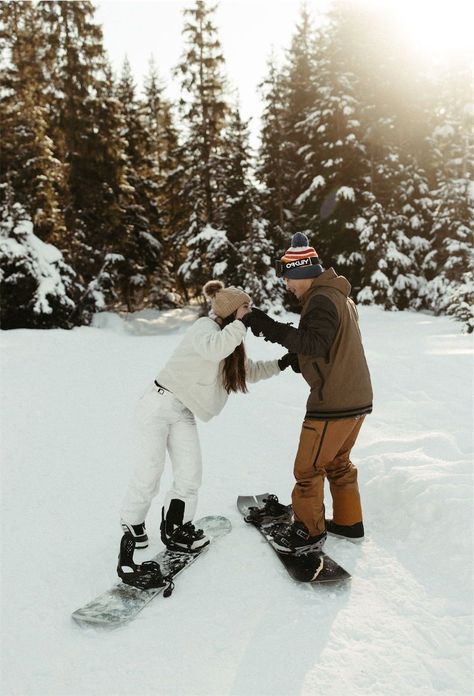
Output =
[{"x1": 156, "y1": 316, "x2": 280, "y2": 422}]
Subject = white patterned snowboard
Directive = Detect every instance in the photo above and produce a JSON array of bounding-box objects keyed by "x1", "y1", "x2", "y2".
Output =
[{"x1": 72, "y1": 516, "x2": 231, "y2": 627}]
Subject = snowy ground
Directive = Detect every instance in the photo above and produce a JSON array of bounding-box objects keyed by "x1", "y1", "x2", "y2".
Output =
[{"x1": 1, "y1": 305, "x2": 472, "y2": 696}]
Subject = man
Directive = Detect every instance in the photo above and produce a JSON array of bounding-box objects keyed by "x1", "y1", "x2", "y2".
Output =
[{"x1": 243, "y1": 232, "x2": 373, "y2": 554}]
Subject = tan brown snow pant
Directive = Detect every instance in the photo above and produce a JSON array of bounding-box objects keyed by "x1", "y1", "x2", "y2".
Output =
[{"x1": 291, "y1": 416, "x2": 365, "y2": 536}]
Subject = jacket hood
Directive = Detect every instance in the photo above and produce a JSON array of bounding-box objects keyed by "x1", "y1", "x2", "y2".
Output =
[{"x1": 301, "y1": 267, "x2": 351, "y2": 304}]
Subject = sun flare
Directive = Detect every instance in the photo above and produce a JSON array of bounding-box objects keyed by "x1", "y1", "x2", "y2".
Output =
[{"x1": 361, "y1": 0, "x2": 473, "y2": 59}]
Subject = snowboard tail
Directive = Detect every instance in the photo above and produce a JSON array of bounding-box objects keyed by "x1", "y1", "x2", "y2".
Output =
[
  {"x1": 237, "y1": 494, "x2": 350, "y2": 584},
  {"x1": 72, "y1": 515, "x2": 231, "y2": 627}
]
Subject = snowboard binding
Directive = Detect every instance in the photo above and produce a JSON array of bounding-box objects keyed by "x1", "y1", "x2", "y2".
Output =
[
  {"x1": 117, "y1": 533, "x2": 175, "y2": 596},
  {"x1": 160, "y1": 501, "x2": 210, "y2": 553},
  {"x1": 269, "y1": 521, "x2": 327, "y2": 556},
  {"x1": 244, "y1": 494, "x2": 290, "y2": 527}
]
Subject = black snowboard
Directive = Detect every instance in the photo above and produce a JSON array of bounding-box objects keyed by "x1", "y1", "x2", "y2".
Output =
[{"x1": 237, "y1": 494, "x2": 350, "y2": 583}]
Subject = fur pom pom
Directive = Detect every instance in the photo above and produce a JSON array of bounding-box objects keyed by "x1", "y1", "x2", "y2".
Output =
[{"x1": 203, "y1": 280, "x2": 224, "y2": 299}]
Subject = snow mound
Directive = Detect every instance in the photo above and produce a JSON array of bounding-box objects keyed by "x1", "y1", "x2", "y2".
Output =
[{"x1": 91, "y1": 306, "x2": 201, "y2": 335}]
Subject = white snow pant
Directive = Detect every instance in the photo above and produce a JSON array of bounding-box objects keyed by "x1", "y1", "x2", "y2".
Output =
[{"x1": 120, "y1": 385, "x2": 203, "y2": 526}]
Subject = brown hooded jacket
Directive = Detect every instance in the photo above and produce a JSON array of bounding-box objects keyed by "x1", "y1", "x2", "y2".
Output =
[{"x1": 277, "y1": 268, "x2": 373, "y2": 419}]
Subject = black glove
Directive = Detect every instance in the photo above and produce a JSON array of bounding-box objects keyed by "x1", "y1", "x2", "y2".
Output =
[
  {"x1": 244, "y1": 308, "x2": 285, "y2": 343},
  {"x1": 278, "y1": 353, "x2": 291, "y2": 370},
  {"x1": 278, "y1": 352, "x2": 301, "y2": 373},
  {"x1": 239, "y1": 312, "x2": 252, "y2": 328}
]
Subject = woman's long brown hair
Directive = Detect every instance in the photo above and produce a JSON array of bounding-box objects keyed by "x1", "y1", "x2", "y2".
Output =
[{"x1": 220, "y1": 313, "x2": 248, "y2": 394}]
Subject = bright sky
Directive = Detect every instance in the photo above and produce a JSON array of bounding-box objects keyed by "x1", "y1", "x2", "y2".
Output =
[
  {"x1": 373, "y1": 0, "x2": 474, "y2": 57},
  {"x1": 95, "y1": 0, "x2": 473, "y2": 146},
  {"x1": 95, "y1": 0, "x2": 333, "y2": 146}
]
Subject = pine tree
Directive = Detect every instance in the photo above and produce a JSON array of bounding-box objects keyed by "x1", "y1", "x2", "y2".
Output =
[
  {"x1": 237, "y1": 216, "x2": 282, "y2": 311},
  {"x1": 221, "y1": 107, "x2": 281, "y2": 307},
  {"x1": 37, "y1": 0, "x2": 125, "y2": 305},
  {"x1": 335, "y1": 0, "x2": 434, "y2": 307},
  {"x1": 279, "y1": 6, "x2": 318, "y2": 236},
  {"x1": 161, "y1": 140, "x2": 191, "y2": 301},
  {"x1": 391, "y1": 160, "x2": 432, "y2": 310},
  {"x1": 150, "y1": 70, "x2": 189, "y2": 301},
  {"x1": 422, "y1": 58, "x2": 474, "y2": 329},
  {"x1": 445, "y1": 270, "x2": 474, "y2": 334},
  {"x1": 173, "y1": 0, "x2": 230, "y2": 294},
  {"x1": 142, "y1": 57, "x2": 182, "y2": 306},
  {"x1": 257, "y1": 54, "x2": 290, "y2": 253},
  {"x1": 293, "y1": 3, "x2": 368, "y2": 288},
  {"x1": 357, "y1": 196, "x2": 420, "y2": 309},
  {"x1": 0, "y1": 1, "x2": 66, "y2": 246},
  {"x1": 357, "y1": 146, "x2": 433, "y2": 311},
  {"x1": 221, "y1": 107, "x2": 253, "y2": 248},
  {"x1": 114, "y1": 58, "x2": 165, "y2": 311},
  {"x1": 143, "y1": 58, "x2": 173, "y2": 175},
  {"x1": 0, "y1": 184, "x2": 77, "y2": 329}
]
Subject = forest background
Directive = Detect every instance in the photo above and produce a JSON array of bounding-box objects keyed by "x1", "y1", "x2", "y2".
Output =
[{"x1": 1, "y1": 0, "x2": 472, "y2": 331}]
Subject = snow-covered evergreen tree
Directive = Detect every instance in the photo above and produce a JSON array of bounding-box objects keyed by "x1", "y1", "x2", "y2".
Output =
[
  {"x1": 0, "y1": 1, "x2": 66, "y2": 246},
  {"x1": 391, "y1": 161, "x2": 433, "y2": 309},
  {"x1": 422, "y1": 58, "x2": 474, "y2": 330},
  {"x1": 37, "y1": 1, "x2": 127, "y2": 304},
  {"x1": 236, "y1": 217, "x2": 282, "y2": 311},
  {"x1": 357, "y1": 146, "x2": 433, "y2": 310},
  {"x1": 114, "y1": 59, "x2": 167, "y2": 311},
  {"x1": 161, "y1": 141, "x2": 191, "y2": 301},
  {"x1": 142, "y1": 58, "x2": 174, "y2": 176},
  {"x1": 357, "y1": 196, "x2": 421, "y2": 309},
  {"x1": 423, "y1": 178, "x2": 474, "y2": 324},
  {"x1": 445, "y1": 269, "x2": 474, "y2": 334},
  {"x1": 1, "y1": 0, "x2": 471, "y2": 330},
  {"x1": 221, "y1": 107, "x2": 282, "y2": 307},
  {"x1": 257, "y1": 54, "x2": 290, "y2": 253},
  {"x1": 296, "y1": 3, "x2": 369, "y2": 288},
  {"x1": 221, "y1": 108, "x2": 254, "y2": 247},
  {"x1": 279, "y1": 5, "x2": 318, "y2": 228},
  {"x1": 0, "y1": 189, "x2": 77, "y2": 329},
  {"x1": 336, "y1": 1, "x2": 434, "y2": 307},
  {"x1": 173, "y1": 0, "x2": 231, "y2": 294},
  {"x1": 141, "y1": 58, "x2": 182, "y2": 307}
]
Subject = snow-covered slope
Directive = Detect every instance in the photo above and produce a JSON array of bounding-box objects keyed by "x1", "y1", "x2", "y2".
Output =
[{"x1": 1, "y1": 306, "x2": 472, "y2": 696}]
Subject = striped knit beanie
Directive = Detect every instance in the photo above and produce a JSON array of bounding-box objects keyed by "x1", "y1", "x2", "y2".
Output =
[
  {"x1": 203, "y1": 280, "x2": 251, "y2": 319},
  {"x1": 280, "y1": 233, "x2": 323, "y2": 279}
]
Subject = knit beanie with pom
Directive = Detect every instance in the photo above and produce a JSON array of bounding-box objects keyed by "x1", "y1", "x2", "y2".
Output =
[
  {"x1": 279, "y1": 232, "x2": 324, "y2": 280},
  {"x1": 202, "y1": 280, "x2": 251, "y2": 319}
]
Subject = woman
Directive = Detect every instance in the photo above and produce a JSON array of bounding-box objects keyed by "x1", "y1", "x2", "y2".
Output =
[{"x1": 120, "y1": 280, "x2": 291, "y2": 553}]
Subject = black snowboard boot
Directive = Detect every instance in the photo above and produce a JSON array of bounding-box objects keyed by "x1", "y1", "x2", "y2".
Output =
[
  {"x1": 121, "y1": 520, "x2": 148, "y2": 549},
  {"x1": 245, "y1": 494, "x2": 290, "y2": 526},
  {"x1": 270, "y1": 520, "x2": 327, "y2": 555},
  {"x1": 325, "y1": 519, "x2": 364, "y2": 542},
  {"x1": 160, "y1": 500, "x2": 209, "y2": 553}
]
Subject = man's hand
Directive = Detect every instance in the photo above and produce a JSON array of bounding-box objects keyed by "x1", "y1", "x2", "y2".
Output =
[
  {"x1": 242, "y1": 308, "x2": 292, "y2": 347},
  {"x1": 242, "y1": 308, "x2": 276, "y2": 338},
  {"x1": 278, "y1": 352, "x2": 301, "y2": 373}
]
